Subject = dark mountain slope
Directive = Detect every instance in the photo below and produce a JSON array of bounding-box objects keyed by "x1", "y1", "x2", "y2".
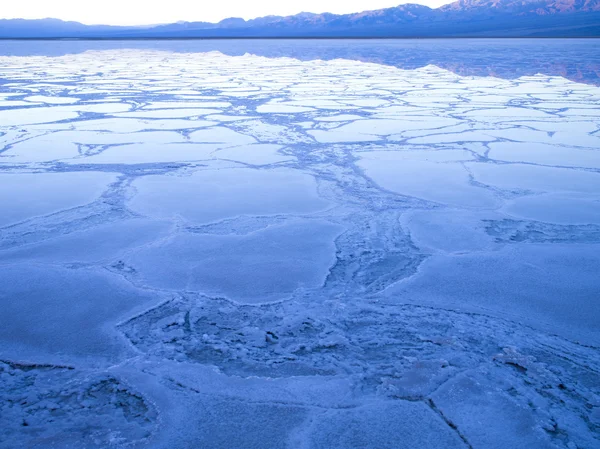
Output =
[{"x1": 1, "y1": 1, "x2": 599, "y2": 38}]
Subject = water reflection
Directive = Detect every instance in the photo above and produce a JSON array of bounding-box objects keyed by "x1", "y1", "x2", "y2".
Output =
[{"x1": 0, "y1": 38, "x2": 599, "y2": 85}]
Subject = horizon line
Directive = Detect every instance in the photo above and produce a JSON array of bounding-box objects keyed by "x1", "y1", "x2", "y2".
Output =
[{"x1": 1, "y1": 36, "x2": 599, "y2": 40}]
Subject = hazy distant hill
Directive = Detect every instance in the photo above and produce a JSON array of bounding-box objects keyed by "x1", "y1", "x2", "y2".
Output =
[
  {"x1": 1, "y1": 0, "x2": 599, "y2": 38},
  {"x1": 0, "y1": 18, "x2": 127, "y2": 38}
]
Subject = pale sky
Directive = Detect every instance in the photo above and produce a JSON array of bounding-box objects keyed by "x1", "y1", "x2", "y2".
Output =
[{"x1": 0, "y1": 0, "x2": 454, "y2": 26}]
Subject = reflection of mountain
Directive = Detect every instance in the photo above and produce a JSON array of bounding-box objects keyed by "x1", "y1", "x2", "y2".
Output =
[
  {"x1": 1, "y1": 0, "x2": 600, "y2": 37},
  {"x1": 224, "y1": 40, "x2": 600, "y2": 85},
  {"x1": 1, "y1": 39, "x2": 598, "y2": 86}
]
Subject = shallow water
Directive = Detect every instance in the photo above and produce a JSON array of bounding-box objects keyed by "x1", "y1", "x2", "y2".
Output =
[{"x1": 0, "y1": 39, "x2": 599, "y2": 449}]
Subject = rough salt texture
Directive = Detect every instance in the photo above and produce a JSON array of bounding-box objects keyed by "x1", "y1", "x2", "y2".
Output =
[{"x1": 0, "y1": 43, "x2": 599, "y2": 449}]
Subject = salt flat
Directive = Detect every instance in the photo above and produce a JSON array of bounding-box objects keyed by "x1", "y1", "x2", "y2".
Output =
[{"x1": 0, "y1": 40, "x2": 599, "y2": 449}]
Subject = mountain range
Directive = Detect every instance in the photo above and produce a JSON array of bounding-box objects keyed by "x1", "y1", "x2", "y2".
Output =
[{"x1": 1, "y1": 0, "x2": 599, "y2": 38}]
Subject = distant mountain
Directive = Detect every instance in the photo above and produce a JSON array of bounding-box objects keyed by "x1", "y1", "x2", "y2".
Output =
[
  {"x1": 441, "y1": 0, "x2": 600, "y2": 14},
  {"x1": 0, "y1": 18, "x2": 126, "y2": 38},
  {"x1": 1, "y1": 0, "x2": 599, "y2": 38}
]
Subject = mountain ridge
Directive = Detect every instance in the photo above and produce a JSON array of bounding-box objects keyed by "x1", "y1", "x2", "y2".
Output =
[{"x1": 1, "y1": 0, "x2": 599, "y2": 38}]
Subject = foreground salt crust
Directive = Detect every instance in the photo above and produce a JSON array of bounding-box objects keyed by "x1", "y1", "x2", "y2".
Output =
[{"x1": 0, "y1": 49, "x2": 599, "y2": 449}]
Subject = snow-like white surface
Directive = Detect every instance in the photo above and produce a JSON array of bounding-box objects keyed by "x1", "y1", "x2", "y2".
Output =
[
  {"x1": 0, "y1": 45, "x2": 599, "y2": 449},
  {"x1": 128, "y1": 168, "x2": 330, "y2": 223},
  {"x1": 127, "y1": 220, "x2": 343, "y2": 303},
  {"x1": 0, "y1": 172, "x2": 118, "y2": 226}
]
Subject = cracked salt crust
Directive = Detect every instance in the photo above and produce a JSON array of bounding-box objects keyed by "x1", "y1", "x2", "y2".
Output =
[{"x1": 0, "y1": 46, "x2": 598, "y2": 449}]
